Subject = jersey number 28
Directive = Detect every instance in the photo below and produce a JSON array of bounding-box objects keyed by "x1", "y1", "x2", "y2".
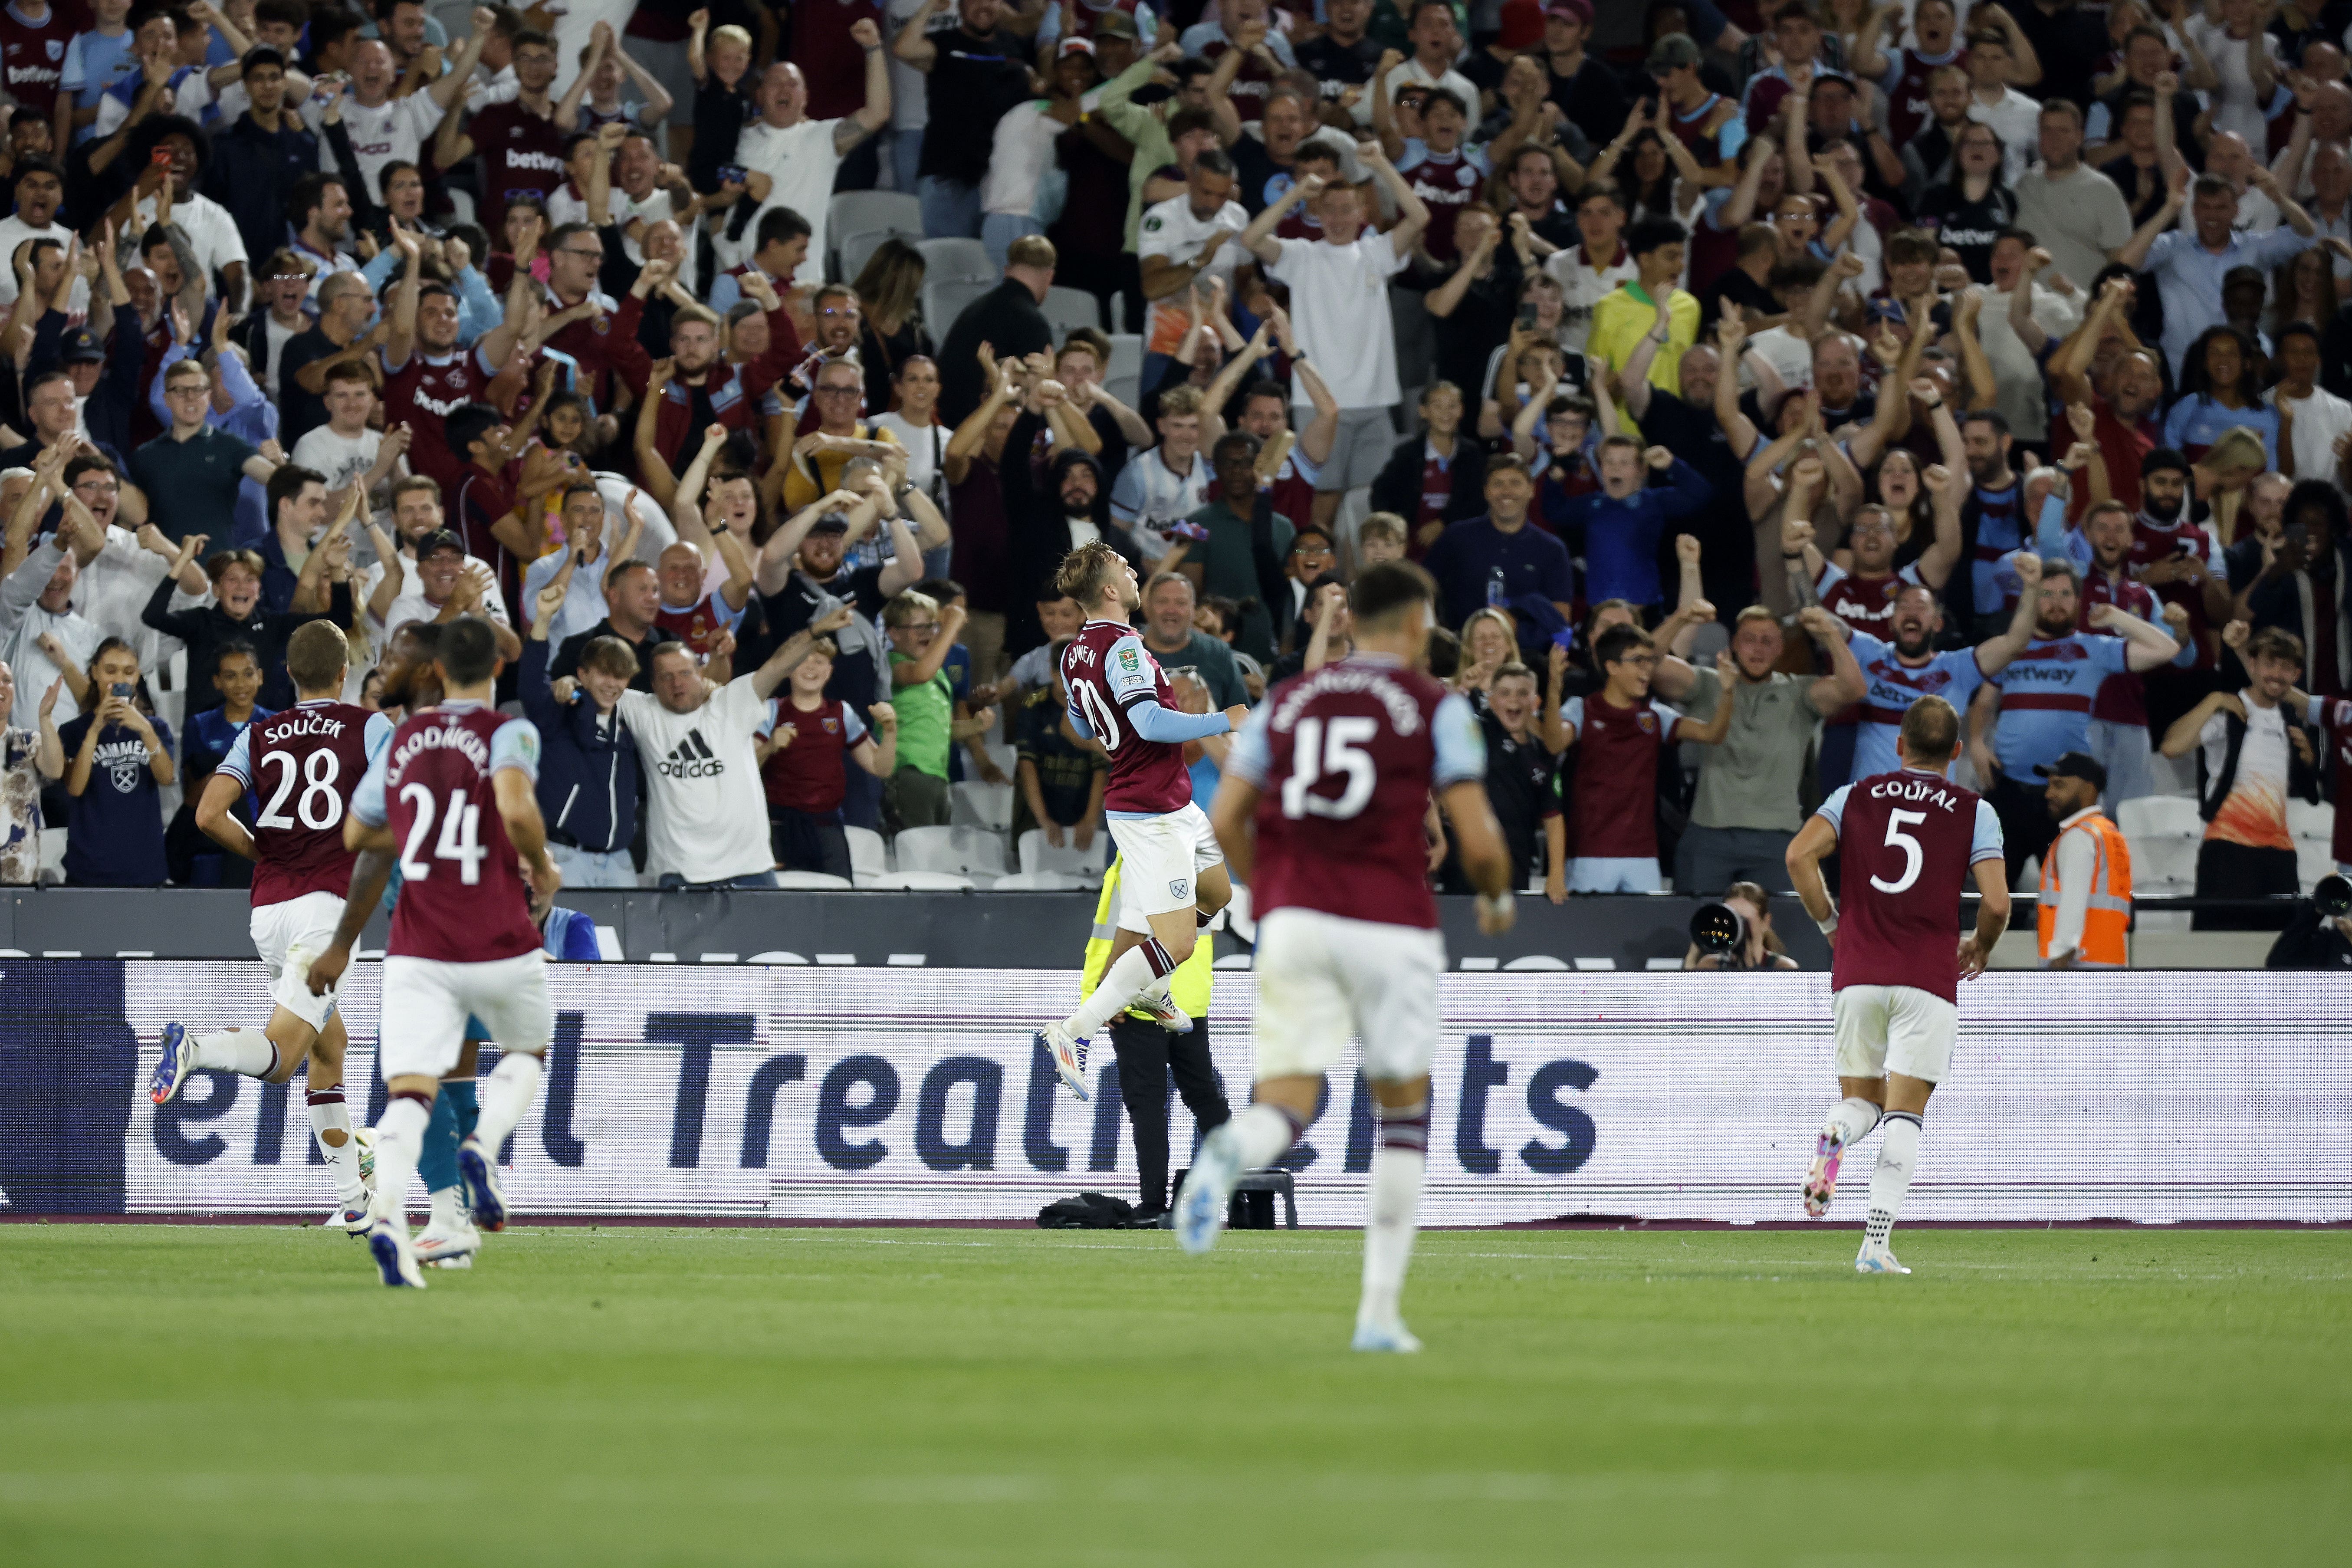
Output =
[
  {"x1": 398, "y1": 782, "x2": 487, "y2": 884},
  {"x1": 1281, "y1": 716, "x2": 1378, "y2": 821},
  {"x1": 256, "y1": 748, "x2": 344, "y2": 831}
]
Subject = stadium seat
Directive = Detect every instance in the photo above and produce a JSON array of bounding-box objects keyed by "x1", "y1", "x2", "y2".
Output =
[
  {"x1": 837, "y1": 228, "x2": 893, "y2": 284},
  {"x1": 828, "y1": 191, "x2": 922, "y2": 252},
  {"x1": 845, "y1": 825, "x2": 890, "y2": 877},
  {"x1": 1105, "y1": 333, "x2": 1144, "y2": 381},
  {"x1": 913, "y1": 236, "x2": 994, "y2": 283},
  {"x1": 1105, "y1": 374, "x2": 1141, "y2": 413},
  {"x1": 1042, "y1": 285, "x2": 1105, "y2": 339},
  {"x1": 2289, "y1": 799, "x2": 2336, "y2": 843},
  {"x1": 895, "y1": 825, "x2": 1011, "y2": 878},
  {"x1": 989, "y1": 871, "x2": 1087, "y2": 890},
  {"x1": 922, "y1": 279, "x2": 994, "y2": 341},
  {"x1": 2118, "y1": 796, "x2": 2202, "y2": 840},
  {"x1": 771, "y1": 871, "x2": 854, "y2": 890},
  {"x1": 1018, "y1": 827, "x2": 1108, "y2": 880},
  {"x1": 2128, "y1": 835, "x2": 2200, "y2": 888},
  {"x1": 36, "y1": 826, "x2": 64, "y2": 885},
  {"x1": 2296, "y1": 838, "x2": 2337, "y2": 891},
  {"x1": 855, "y1": 871, "x2": 976, "y2": 890},
  {"x1": 950, "y1": 780, "x2": 1015, "y2": 831},
  {"x1": 2146, "y1": 749, "x2": 2198, "y2": 797},
  {"x1": 984, "y1": 740, "x2": 1017, "y2": 779}
]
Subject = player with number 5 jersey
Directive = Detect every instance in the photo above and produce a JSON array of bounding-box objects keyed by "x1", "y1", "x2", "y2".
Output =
[
  {"x1": 1785, "y1": 695, "x2": 2011, "y2": 1277},
  {"x1": 1179, "y1": 562, "x2": 1518, "y2": 1353},
  {"x1": 1035, "y1": 544, "x2": 1251, "y2": 1101},
  {"x1": 148, "y1": 623, "x2": 398, "y2": 1233},
  {"x1": 303, "y1": 616, "x2": 562, "y2": 1288}
]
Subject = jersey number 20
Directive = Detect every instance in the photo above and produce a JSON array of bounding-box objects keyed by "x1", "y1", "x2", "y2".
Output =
[
  {"x1": 398, "y1": 782, "x2": 488, "y2": 884},
  {"x1": 1281, "y1": 716, "x2": 1378, "y2": 820}
]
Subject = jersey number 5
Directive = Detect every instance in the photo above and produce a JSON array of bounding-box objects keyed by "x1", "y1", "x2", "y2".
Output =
[
  {"x1": 1281, "y1": 716, "x2": 1378, "y2": 821},
  {"x1": 398, "y1": 782, "x2": 488, "y2": 884},
  {"x1": 1870, "y1": 809, "x2": 1927, "y2": 895},
  {"x1": 256, "y1": 748, "x2": 344, "y2": 831}
]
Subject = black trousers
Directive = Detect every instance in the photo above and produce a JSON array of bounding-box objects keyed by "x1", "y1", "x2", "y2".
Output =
[
  {"x1": 1108, "y1": 1014, "x2": 1230, "y2": 1213},
  {"x1": 2193, "y1": 840, "x2": 2300, "y2": 930},
  {"x1": 769, "y1": 808, "x2": 851, "y2": 880},
  {"x1": 1987, "y1": 775, "x2": 2056, "y2": 889}
]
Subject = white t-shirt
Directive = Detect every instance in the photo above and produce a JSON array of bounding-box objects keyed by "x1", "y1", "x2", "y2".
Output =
[
  {"x1": 1967, "y1": 87, "x2": 2041, "y2": 188},
  {"x1": 730, "y1": 116, "x2": 845, "y2": 284},
  {"x1": 1109, "y1": 445, "x2": 1212, "y2": 560},
  {"x1": 1137, "y1": 190, "x2": 1252, "y2": 355},
  {"x1": 2198, "y1": 693, "x2": 2293, "y2": 851},
  {"x1": 981, "y1": 100, "x2": 1065, "y2": 218},
  {"x1": 131, "y1": 189, "x2": 250, "y2": 284},
  {"x1": 2275, "y1": 385, "x2": 2352, "y2": 488},
  {"x1": 617, "y1": 677, "x2": 775, "y2": 884},
  {"x1": 302, "y1": 90, "x2": 445, "y2": 201},
  {"x1": 290, "y1": 424, "x2": 382, "y2": 496},
  {"x1": 194, "y1": 69, "x2": 314, "y2": 130},
  {"x1": 872, "y1": 411, "x2": 946, "y2": 506},
  {"x1": 1263, "y1": 232, "x2": 1410, "y2": 411},
  {"x1": 1746, "y1": 323, "x2": 1816, "y2": 393},
  {"x1": 0, "y1": 215, "x2": 91, "y2": 311},
  {"x1": 2185, "y1": 15, "x2": 2280, "y2": 147},
  {"x1": 1363, "y1": 59, "x2": 1479, "y2": 126},
  {"x1": 1544, "y1": 245, "x2": 1637, "y2": 358},
  {"x1": 260, "y1": 312, "x2": 308, "y2": 399},
  {"x1": 887, "y1": 0, "x2": 940, "y2": 132}
]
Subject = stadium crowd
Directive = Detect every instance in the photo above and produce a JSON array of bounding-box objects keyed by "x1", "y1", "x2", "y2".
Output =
[{"x1": 0, "y1": 0, "x2": 2348, "y2": 920}]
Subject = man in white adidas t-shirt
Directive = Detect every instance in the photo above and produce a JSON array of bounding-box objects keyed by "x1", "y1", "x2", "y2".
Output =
[
  {"x1": 1232, "y1": 135, "x2": 1429, "y2": 533},
  {"x1": 618, "y1": 604, "x2": 854, "y2": 888}
]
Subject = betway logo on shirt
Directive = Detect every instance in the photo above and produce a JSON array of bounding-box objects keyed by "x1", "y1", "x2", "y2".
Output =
[
  {"x1": 505, "y1": 149, "x2": 566, "y2": 175},
  {"x1": 659, "y1": 732, "x2": 724, "y2": 779}
]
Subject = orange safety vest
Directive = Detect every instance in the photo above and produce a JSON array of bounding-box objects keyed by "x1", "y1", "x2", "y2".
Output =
[{"x1": 2038, "y1": 811, "x2": 2132, "y2": 967}]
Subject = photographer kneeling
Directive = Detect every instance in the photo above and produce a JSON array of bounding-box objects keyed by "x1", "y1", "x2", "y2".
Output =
[
  {"x1": 2266, "y1": 874, "x2": 2352, "y2": 969},
  {"x1": 1684, "y1": 882, "x2": 1802, "y2": 971}
]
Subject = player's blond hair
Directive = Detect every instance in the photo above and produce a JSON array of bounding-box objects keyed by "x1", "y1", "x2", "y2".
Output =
[{"x1": 1055, "y1": 539, "x2": 1128, "y2": 608}]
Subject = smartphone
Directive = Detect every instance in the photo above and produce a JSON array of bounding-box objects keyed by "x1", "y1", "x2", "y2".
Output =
[
  {"x1": 110, "y1": 681, "x2": 135, "y2": 700},
  {"x1": 717, "y1": 164, "x2": 748, "y2": 185},
  {"x1": 151, "y1": 146, "x2": 174, "y2": 168},
  {"x1": 2286, "y1": 521, "x2": 2310, "y2": 552},
  {"x1": 1516, "y1": 302, "x2": 1541, "y2": 332}
]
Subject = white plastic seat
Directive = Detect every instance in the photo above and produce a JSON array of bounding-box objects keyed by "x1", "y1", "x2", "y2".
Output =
[
  {"x1": 2117, "y1": 795, "x2": 2203, "y2": 840},
  {"x1": 2289, "y1": 798, "x2": 2336, "y2": 843},
  {"x1": 922, "y1": 279, "x2": 994, "y2": 339},
  {"x1": 950, "y1": 780, "x2": 1015, "y2": 832},
  {"x1": 844, "y1": 825, "x2": 890, "y2": 877},
  {"x1": 893, "y1": 825, "x2": 1010, "y2": 877},
  {"x1": 770, "y1": 871, "x2": 854, "y2": 890},
  {"x1": 1105, "y1": 332, "x2": 1144, "y2": 380},
  {"x1": 1018, "y1": 827, "x2": 1109, "y2": 880},
  {"x1": 1042, "y1": 285, "x2": 1105, "y2": 338},
  {"x1": 913, "y1": 236, "x2": 995, "y2": 283},
  {"x1": 829, "y1": 191, "x2": 922, "y2": 249},
  {"x1": 1104, "y1": 374, "x2": 1140, "y2": 413},
  {"x1": 837, "y1": 228, "x2": 894, "y2": 285},
  {"x1": 2127, "y1": 834, "x2": 2201, "y2": 887},
  {"x1": 854, "y1": 871, "x2": 976, "y2": 890},
  {"x1": 2296, "y1": 838, "x2": 2339, "y2": 891}
]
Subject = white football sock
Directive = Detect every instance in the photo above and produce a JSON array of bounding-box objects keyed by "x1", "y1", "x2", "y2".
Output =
[
  {"x1": 1225, "y1": 1103, "x2": 1304, "y2": 1171},
  {"x1": 473, "y1": 1052, "x2": 545, "y2": 1154},
  {"x1": 305, "y1": 1089, "x2": 367, "y2": 1207},
  {"x1": 1360, "y1": 1097, "x2": 1431, "y2": 1323},
  {"x1": 368, "y1": 1097, "x2": 433, "y2": 1227},
  {"x1": 1864, "y1": 1112, "x2": 1923, "y2": 1248},
  {"x1": 1823, "y1": 1096, "x2": 1882, "y2": 1151},
  {"x1": 1063, "y1": 943, "x2": 1170, "y2": 1039},
  {"x1": 428, "y1": 1187, "x2": 466, "y2": 1233},
  {"x1": 188, "y1": 1028, "x2": 277, "y2": 1077}
]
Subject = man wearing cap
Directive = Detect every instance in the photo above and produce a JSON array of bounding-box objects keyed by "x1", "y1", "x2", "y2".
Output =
[
  {"x1": 2037, "y1": 750, "x2": 2132, "y2": 969},
  {"x1": 1536, "y1": 1, "x2": 1626, "y2": 154}
]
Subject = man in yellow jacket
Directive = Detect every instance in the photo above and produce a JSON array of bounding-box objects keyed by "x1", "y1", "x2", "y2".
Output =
[
  {"x1": 2037, "y1": 752, "x2": 2133, "y2": 969},
  {"x1": 1083, "y1": 855, "x2": 1231, "y2": 1223}
]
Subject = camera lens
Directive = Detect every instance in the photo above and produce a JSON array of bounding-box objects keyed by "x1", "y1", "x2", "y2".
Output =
[
  {"x1": 1689, "y1": 902, "x2": 1745, "y2": 956},
  {"x1": 2317, "y1": 874, "x2": 2352, "y2": 919}
]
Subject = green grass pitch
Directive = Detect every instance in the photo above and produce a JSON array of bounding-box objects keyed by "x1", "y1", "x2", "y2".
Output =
[{"x1": 2, "y1": 1224, "x2": 2346, "y2": 1566}]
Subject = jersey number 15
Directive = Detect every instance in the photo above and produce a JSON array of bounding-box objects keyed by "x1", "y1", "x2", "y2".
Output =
[{"x1": 1281, "y1": 716, "x2": 1377, "y2": 821}]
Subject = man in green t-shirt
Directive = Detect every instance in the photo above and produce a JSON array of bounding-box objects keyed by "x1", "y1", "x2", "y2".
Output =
[{"x1": 883, "y1": 589, "x2": 994, "y2": 830}]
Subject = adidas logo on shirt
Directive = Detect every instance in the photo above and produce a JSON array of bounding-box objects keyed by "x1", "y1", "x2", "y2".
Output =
[{"x1": 658, "y1": 731, "x2": 724, "y2": 779}]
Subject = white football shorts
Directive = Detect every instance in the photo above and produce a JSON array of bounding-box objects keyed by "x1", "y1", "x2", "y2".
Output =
[
  {"x1": 1250, "y1": 907, "x2": 1446, "y2": 1084},
  {"x1": 1832, "y1": 984, "x2": 1958, "y2": 1084},
  {"x1": 1110, "y1": 802, "x2": 1223, "y2": 934},
  {"x1": 378, "y1": 950, "x2": 554, "y2": 1081},
  {"x1": 250, "y1": 891, "x2": 347, "y2": 1032}
]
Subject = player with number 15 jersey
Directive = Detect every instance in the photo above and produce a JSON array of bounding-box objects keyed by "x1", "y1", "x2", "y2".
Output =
[{"x1": 1178, "y1": 563, "x2": 1518, "y2": 1354}]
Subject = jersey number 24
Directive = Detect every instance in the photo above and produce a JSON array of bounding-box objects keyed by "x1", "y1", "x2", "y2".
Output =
[{"x1": 398, "y1": 783, "x2": 488, "y2": 884}]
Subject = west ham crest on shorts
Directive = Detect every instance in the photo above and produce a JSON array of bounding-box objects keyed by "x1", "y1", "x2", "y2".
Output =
[{"x1": 1170, "y1": 878, "x2": 1189, "y2": 901}]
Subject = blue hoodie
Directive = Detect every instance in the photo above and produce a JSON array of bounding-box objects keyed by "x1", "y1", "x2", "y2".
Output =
[{"x1": 520, "y1": 637, "x2": 640, "y2": 855}]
